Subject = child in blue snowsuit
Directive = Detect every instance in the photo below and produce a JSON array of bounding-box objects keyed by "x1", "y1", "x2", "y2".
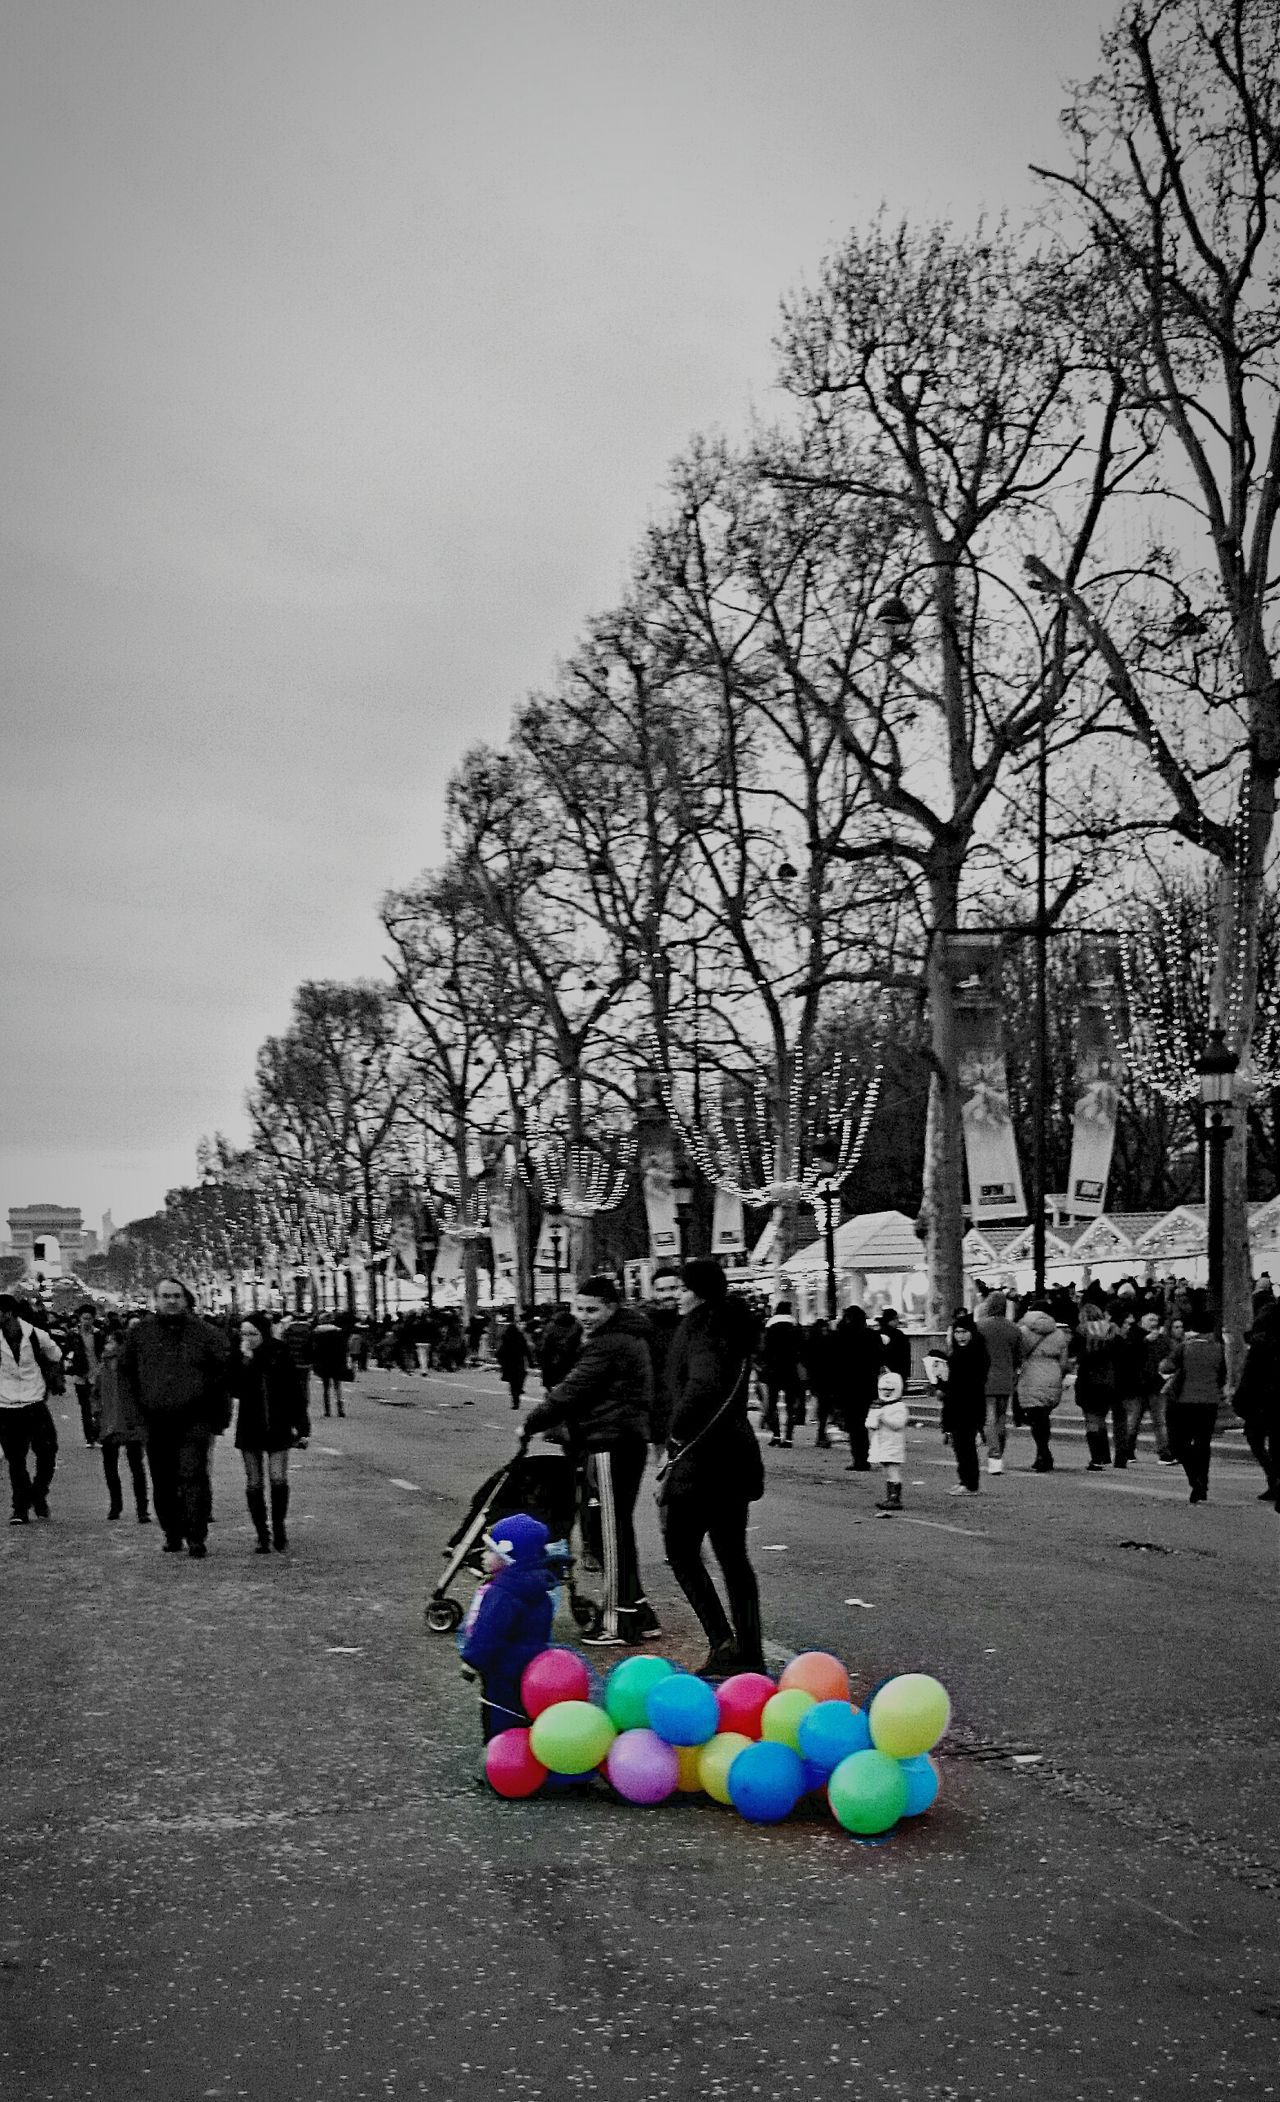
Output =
[{"x1": 459, "y1": 1512, "x2": 558, "y2": 1741}]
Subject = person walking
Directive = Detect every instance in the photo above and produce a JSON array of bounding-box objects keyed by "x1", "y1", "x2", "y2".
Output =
[
  {"x1": 119, "y1": 1278, "x2": 230, "y2": 1558},
  {"x1": 876, "y1": 1308, "x2": 912, "y2": 1386},
  {"x1": 521, "y1": 1275, "x2": 659, "y2": 1648},
  {"x1": 229, "y1": 1311, "x2": 310, "y2": 1552},
  {"x1": 536, "y1": 1302, "x2": 582, "y2": 1389},
  {"x1": 0, "y1": 1294, "x2": 62, "y2": 1525},
  {"x1": 759, "y1": 1299, "x2": 805, "y2": 1446},
  {"x1": 310, "y1": 1312, "x2": 348, "y2": 1419},
  {"x1": 659, "y1": 1259, "x2": 765, "y2": 1676},
  {"x1": 495, "y1": 1313, "x2": 532, "y2": 1411},
  {"x1": 932, "y1": 1310, "x2": 989, "y2": 1495},
  {"x1": 1161, "y1": 1301, "x2": 1226, "y2": 1505},
  {"x1": 832, "y1": 1304, "x2": 884, "y2": 1472},
  {"x1": 95, "y1": 1317, "x2": 150, "y2": 1522},
  {"x1": 1014, "y1": 1297, "x2": 1071, "y2": 1471},
  {"x1": 975, "y1": 1290, "x2": 1023, "y2": 1476},
  {"x1": 1232, "y1": 1298, "x2": 1280, "y2": 1505},
  {"x1": 66, "y1": 1303, "x2": 104, "y2": 1447},
  {"x1": 1120, "y1": 1311, "x2": 1176, "y2": 1465},
  {"x1": 1070, "y1": 1301, "x2": 1126, "y2": 1468}
]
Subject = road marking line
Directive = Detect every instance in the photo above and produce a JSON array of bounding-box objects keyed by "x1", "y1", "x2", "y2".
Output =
[
  {"x1": 893, "y1": 1515, "x2": 988, "y2": 1538},
  {"x1": 314, "y1": 1445, "x2": 343, "y2": 1456},
  {"x1": 844, "y1": 1598, "x2": 876, "y2": 1609},
  {"x1": 389, "y1": 1478, "x2": 421, "y2": 1492},
  {"x1": 325, "y1": 1646, "x2": 364, "y2": 1655}
]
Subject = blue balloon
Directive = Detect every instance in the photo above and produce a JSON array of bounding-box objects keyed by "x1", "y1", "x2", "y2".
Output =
[
  {"x1": 796, "y1": 1700, "x2": 872, "y2": 1774},
  {"x1": 800, "y1": 1757, "x2": 831, "y2": 1794},
  {"x1": 727, "y1": 1741, "x2": 804, "y2": 1824},
  {"x1": 645, "y1": 1673, "x2": 720, "y2": 1747},
  {"x1": 899, "y1": 1753, "x2": 940, "y2": 1816}
]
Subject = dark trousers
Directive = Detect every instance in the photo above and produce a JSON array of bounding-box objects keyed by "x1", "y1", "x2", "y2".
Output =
[
  {"x1": 1027, "y1": 1411, "x2": 1054, "y2": 1469},
  {"x1": 102, "y1": 1439, "x2": 150, "y2": 1517},
  {"x1": 74, "y1": 1381, "x2": 99, "y2": 1445},
  {"x1": 146, "y1": 1415, "x2": 213, "y2": 1545},
  {"x1": 762, "y1": 1379, "x2": 803, "y2": 1439},
  {"x1": 1240, "y1": 1412, "x2": 1278, "y2": 1494},
  {"x1": 589, "y1": 1439, "x2": 649, "y2": 1638},
  {"x1": 843, "y1": 1395, "x2": 872, "y2": 1467},
  {"x1": 949, "y1": 1409, "x2": 982, "y2": 1491},
  {"x1": 662, "y1": 1487, "x2": 763, "y2": 1667},
  {"x1": 503, "y1": 1373, "x2": 526, "y2": 1410},
  {"x1": 1167, "y1": 1403, "x2": 1214, "y2": 1498},
  {"x1": 0, "y1": 1401, "x2": 58, "y2": 1515},
  {"x1": 319, "y1": 1373, "x2": 344, "y2": 1416}
]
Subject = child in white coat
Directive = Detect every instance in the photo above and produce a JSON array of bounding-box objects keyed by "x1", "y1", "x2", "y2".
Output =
[{"x1": 867, "y1": 1369, "x2": 910, "y2": 1514}]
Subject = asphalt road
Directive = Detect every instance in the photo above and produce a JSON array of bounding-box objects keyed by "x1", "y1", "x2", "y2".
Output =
[{"x1": 2, "y1": 1363, "x2": 1277, "y2": 2102}]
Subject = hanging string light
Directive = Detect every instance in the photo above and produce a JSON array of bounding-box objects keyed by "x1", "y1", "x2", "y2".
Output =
[
  {"x1": 517, "y1": 1128, "x2": 636, "y2": 1217},
  {"x1": 655, "y1": 1036, "x2": 883, "y2": 1205},
  {"x1": 436, "y1": 1180, "x2": 490, "y2": 1243}
]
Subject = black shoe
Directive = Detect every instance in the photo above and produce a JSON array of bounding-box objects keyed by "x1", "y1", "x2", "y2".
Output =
[
  {"x1": 107, "y1": 1508, "x2": 122, "y2": 1521},
  {"x1": 695, "y1": 1641, "x2": 740, "y2": 1678},
  {"x1": 162, "y1": 1536, "x2": 185, "y2": 1553},
  {"x1": 8, "y1": 1511, "x2": 28, "y2": 1526},
  {"x1": 188, "y1": 1540, "x2": 208, "y2": 1558},
  {"x1": 272, "y1": 1535, "x2": 288, "y2": 1552},
  {"x1": 815, "y1": 1435, "x2": 831, "y2": 1448},
  {"x1": 31, "y1": 1496, "x2": 49, "y2": 1520},
  {"x1": 137, "y1": 1511, "x2": 151, "y2": 1524},
  {"x1": 1189, "y1": 1490, "x2": 1207, "y2": 1505},
  {"x1": 255, "y1": 1538, "x2": 272, "y2": 1555},
  {"x1": 767, "y1": 1436, "x2": 782, "y2": 1447}
]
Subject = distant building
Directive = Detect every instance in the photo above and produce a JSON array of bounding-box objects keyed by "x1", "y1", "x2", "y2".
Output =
[{"x1": 7, "y1": 1205, "x2": 85, "y2": 1282}]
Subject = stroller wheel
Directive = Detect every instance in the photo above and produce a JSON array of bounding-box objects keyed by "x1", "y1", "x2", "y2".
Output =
[
  {"x1": 571, "y1": 1598, "x2": 603, "y2": 1637},
  {"x1": 424, "y1": 1597, "x2": 464, "y2": 1634}
]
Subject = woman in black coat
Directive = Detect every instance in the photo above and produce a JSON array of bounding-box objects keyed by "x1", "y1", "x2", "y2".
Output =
[
  {"x1": 660, "y1": 1259, "x2": 766, "y2": 1678},
  {"x1": 231, "y1": 1312, "x2": 309, "y2": 1553},
  {"x1": 935, "y1": 1309, "x2": 990, "y2": 1495}
]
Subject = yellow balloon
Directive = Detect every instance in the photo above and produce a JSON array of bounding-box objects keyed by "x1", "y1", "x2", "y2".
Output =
[
  {"x1": 675, "y1": 1744, "x2": 704, "y2": 1794},
  {"x1": 868, "y1": 1675, "x2": 952, "y2": 1760},
  {"x1": 760, "y1": 1688, "x2": 816, "y2": 1752},
  {"x1": 697, "y1": 1731, "x2": 753, "y2": 1805}
]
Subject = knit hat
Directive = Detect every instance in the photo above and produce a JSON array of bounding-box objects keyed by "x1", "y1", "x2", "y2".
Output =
[
  {"x1": 487, "y1": 1513, "x2": 551, "y2": 1566},
  {"x1": 876, "y1": 1370, "x2": 905, "y2": 1399}
]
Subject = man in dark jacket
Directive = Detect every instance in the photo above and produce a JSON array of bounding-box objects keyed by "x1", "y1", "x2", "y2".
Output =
[
  {"x1": 522, "y1": 1274, "x2": 659, "y2": 1647},
  {"x1": 759, "y1": 1299, "x2": 806, "y2": 1446},
  {"x1": 120, "y1": 1278, "x2": 229, "y2": 1558},
  {"x1": 643, "y1": 1270, "x2": 683, "y2": 1446},
  {"x1": 831, "y1": 1305, "x2": 882, "y2": 1471}
]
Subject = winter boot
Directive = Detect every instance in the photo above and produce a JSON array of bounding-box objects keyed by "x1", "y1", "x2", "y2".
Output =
[
  {"x1": 247, "y1": 1485, "x2": 271, "y2": 1553},
  {"x1": 876, "y1": 1480, "x2": 903, "y2": 1515},
  {"x1": 270, "y1": 1481, "x2": 290, "y2": 1552},
  {"x1": 1086, "y1": 1429, "x2": 1111, "y2": 1470}
]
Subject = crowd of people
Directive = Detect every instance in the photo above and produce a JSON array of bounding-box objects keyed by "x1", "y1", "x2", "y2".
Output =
[{"x1": 2, "y1": 1255, "x2": 1275, "y2": 1684}]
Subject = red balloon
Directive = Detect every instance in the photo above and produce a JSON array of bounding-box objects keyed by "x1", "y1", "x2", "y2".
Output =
[
  {"x1": 485, "y1": 1727, "x2": 548, "y2": 1799},
  {"x1": 716, "y1": 1672, "x2": 777, "y2": 1740},
  {"x1": 521, "y1": 1648, "x2": 592, "y2": 1719}
]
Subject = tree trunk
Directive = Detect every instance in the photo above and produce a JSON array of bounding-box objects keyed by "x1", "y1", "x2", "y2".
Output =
[{"x1": 921, "y1": 873, "x2": 965, "y2": 1328}]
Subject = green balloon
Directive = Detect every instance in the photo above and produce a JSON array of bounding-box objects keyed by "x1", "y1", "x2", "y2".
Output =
[
  {"x1": 868, "y1": 1674, "x2": 952, "y2": 1760},
  {"x1": 529, "y1": 1700, "x2": 617, "y2": 1776},
  {"x1": 603, "y1": 1655, "x2": 677, "y2": 1732},
  {"x1": 827, "y1": 1749, "x2": 909, "y2": 1835},
  {"x1": 760, "y1": 1687, "x2": 816, "y2": 1752}
]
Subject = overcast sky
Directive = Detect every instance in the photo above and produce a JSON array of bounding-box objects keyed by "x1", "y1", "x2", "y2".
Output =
[{"x1": 1, "y1": 0, "x2": 1120, "y2": 1235}]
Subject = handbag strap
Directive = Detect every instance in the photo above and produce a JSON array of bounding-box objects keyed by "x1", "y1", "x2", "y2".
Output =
[{"x1": 657, "y1": 1357, "x2": 751, "y2": 1481}]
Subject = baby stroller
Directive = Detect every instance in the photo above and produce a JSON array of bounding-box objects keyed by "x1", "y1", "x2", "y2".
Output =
[{"x1": 423, "y1": 1441, "x2": 602, "y2": 1637}]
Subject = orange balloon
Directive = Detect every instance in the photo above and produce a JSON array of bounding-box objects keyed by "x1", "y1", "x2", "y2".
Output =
[{"x1": 779, "y1": 1651, "x2": 851, "y2": 1704}]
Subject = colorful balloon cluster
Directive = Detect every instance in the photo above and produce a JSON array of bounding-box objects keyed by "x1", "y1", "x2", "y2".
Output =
[{"x1": 483, "y1": 1646, "x2": 950, "y2": 1837}]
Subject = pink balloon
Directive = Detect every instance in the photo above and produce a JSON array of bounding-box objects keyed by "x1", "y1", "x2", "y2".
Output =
[
  {"x1": 716, "y1": 1672, "x2": 777, "y2": 1740},
  {"x1": 485, "y1": 1728, "x2": 548, "y2": 1799},
  {"x1": 605, "y1": 1728, "x2": 681, "y2": 1805},
  {"x1": 521, "y1": 1648, "x2": 592, "y2": 1720}
]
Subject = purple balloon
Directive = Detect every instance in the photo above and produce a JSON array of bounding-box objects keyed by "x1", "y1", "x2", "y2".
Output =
[{"x1": 605, "y1": 1728, "x2": 681, "y2": 1805}]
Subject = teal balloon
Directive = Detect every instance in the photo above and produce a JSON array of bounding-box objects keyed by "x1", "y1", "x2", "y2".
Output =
[
  {"x1": 645, "y1": 1674, "x2": 720, "y2": 1747},
  {"x1": 827, "y1": 1749, "x2": 909, "y2": 1835},
  {"x1": 726, "y1": 1741, "x2": 804, "y2": 1824},
  {"x1": 795, "y1": 1700, "x2": 872, "y2": 1775},
  {"x1": 899, "y1": 1753, "x2": 940, "y2": 1817},
  {"x1": 604, "y1": 1655, "x2": 676, "y2": 1731}
]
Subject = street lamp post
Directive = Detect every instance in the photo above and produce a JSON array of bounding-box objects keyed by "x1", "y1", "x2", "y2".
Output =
[
  {"x1": 546, "y1": 1207, "x2": 566, "y2": 1305},
  {"x1": 1196, "y1": 1022, "x2": 1239, "y2": 1327},
  {"x1": 814, "y1": 1136, "x2": 841, "y2": 1322}
]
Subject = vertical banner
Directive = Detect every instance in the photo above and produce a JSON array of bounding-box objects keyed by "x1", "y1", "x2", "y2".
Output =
[
  {"x1": 1066, "y1": 936, "x2": 1125, "y2": 1218},
  {"x1": 639, "y1": 1127, "x2": 680, "y2": 1260},
  {"x1": 951, "y1": 933, "x2": 1027, "y2": 1224},
  {"x1": 487, "y1": 1176, "x2": 517, "y2": 1290},
  {"x1": 711, "y1": 1185, "x2": 745, "y2": 1258}
]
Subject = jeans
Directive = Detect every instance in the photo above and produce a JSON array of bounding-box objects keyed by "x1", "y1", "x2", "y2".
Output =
[
  {"x1": 985, "y1": 1393, "x2": 1011, "y2": 1459},
  {"x1": 763, "y1": 1379, "x2": 804, "y2": 1439},
  {"x1": 1167, "y1": 1402, "x2": 1214, "y2": 1498},
  {"x1": 0, "y1": 1401, "x2": 58, "y2": 1514},
  {"x1": 145, "y1": 1414, "x2": 214, "y2": 1545},
  {"x1": 74, "y1": 1381, "x2": 99, "y2": 1445},
  {"x1": 662, "y1": 1486, "x2": 763, "y2": 1666},
  {"x1": 1123, "y1": 1388, "x2": 1171, "y2": 1462},
  {"x1": 1082, "y1": 1400, "x2": 1127, "y2": 1463}
]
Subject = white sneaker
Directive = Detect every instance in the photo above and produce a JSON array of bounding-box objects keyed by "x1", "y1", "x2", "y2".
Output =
[
  {"x1": 987, "y1": 1457, "x2": 1004, "y2": 1475},
  {"x1": 948, "y1": 1482, "x2": 978, "y2": 1496}
]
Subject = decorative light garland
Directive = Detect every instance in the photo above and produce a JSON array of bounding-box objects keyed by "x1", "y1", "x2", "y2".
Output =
[
  {"x1": 653, "y1": 1035, "x2": 883, "y2": 1206},
  {"x1": 517, "y1": 1127, "x2": 636, "y2": 1218}
]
